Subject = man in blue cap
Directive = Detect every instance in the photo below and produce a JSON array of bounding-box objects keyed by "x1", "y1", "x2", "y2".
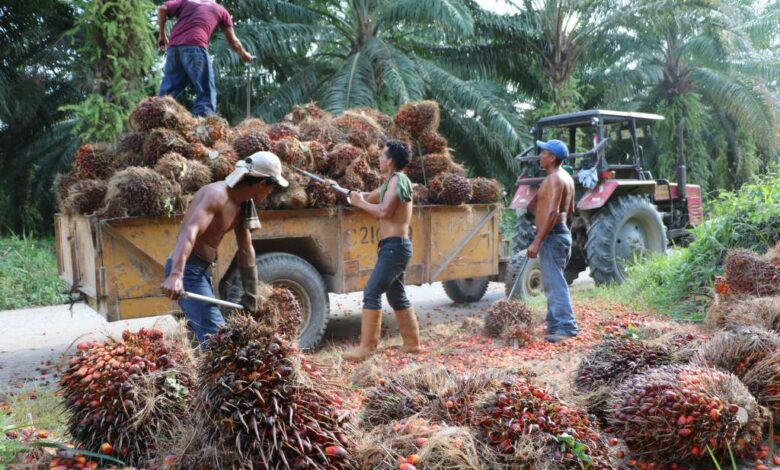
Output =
[{"x1": 527, "y1": 139, "x2": 578, "y2": 342}]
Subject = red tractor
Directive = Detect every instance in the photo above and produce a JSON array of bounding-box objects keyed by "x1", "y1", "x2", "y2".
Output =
[{"x1": 506, "y1": 110, "x2": 704, "y2": 298}]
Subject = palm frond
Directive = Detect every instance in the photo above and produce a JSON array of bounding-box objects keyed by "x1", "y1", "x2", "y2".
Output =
[
  {"x1": 319, "y1": 51, "x2": 377, "y2": 113},
  {"x1": 364, "y1": 38, "x2": 423, "y2": 104},
  {"x1": 378, "y1": 0, "x2": 474, "y2": 36}
]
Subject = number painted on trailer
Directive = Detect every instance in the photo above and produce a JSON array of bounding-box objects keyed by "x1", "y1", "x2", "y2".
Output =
[{"x1": 355, "y1": 225, "x2": 413, "y2": 245}]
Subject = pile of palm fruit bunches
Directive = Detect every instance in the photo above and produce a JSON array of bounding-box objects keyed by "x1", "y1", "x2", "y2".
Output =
[{"x1": 54, "y1": 98, "x2": 501, "y2": 218}]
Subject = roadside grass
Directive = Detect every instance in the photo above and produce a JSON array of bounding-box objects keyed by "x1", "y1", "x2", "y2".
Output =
[
  {"x1": 0, "y1": 235, "x2": 68, "y2": 311},
  {"x1": 0, "y1": 387, "x2": 67, "y2": 466}
]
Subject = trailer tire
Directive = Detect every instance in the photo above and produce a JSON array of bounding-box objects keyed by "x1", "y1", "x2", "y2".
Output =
[
  {"x1": 222, "y1": 253, "x2": 329, "y2": 350},
  {"x1": 443, "y1": 278, "x2": 490, "y2": 303},
  {"x1": 585, "y1": 194, "x2": 666, "y2": 285},
  {"x1": 504, "y1": 252, "x2": 544, "y2": 299}
]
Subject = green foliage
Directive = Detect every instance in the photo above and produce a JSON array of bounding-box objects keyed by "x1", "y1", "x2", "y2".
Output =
[
  {"x1": 63, "y1": 0, "x2": 158, "y2": 142},
  {"x1": 608, "y1": 173, "x2": 780, "y2": 317},
  {"x1": 0, "y1": 236, "x2": 68, "y2": 310}
]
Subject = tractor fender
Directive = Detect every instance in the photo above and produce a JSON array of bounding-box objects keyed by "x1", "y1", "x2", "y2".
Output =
[
  {"x1": 509, "y1": 178, "x2": 544, "y2": 210},
  {"x1": 577, "y1": 180, "x2": 656, "y2": 211}
]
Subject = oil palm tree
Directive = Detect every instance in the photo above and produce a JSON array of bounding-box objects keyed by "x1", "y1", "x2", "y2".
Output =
[
  {"x1": 593, "y1": 0, "x2": 780, "y2": 190},
  {"x1": 210, "y1": 0, "x2": 529, "y2": 179}
]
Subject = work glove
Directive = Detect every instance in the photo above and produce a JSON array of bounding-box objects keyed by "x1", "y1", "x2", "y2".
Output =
[{"x1": 240, "y1": 266, "x2": 263, "y2": 313}]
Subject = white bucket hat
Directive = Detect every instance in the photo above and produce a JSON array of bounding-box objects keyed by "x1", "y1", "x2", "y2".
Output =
[{"x1": 224, "y1": 151, "x2": 289, "y2": 188}]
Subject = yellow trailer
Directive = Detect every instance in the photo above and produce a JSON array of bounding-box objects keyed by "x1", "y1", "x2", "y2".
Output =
[{"x1": 55, "y1": 204, "x2": 503, "y2": 348}]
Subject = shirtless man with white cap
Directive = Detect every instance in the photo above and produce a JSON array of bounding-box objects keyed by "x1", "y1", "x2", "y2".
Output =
[{"x1": 161, "y1": 152, "x2": 287, "y2": 346}]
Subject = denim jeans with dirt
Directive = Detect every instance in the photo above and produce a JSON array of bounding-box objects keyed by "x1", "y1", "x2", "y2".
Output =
[
  {"x1": 540, "y1": 224, "x2": 578, "y2": 336},
  {"x1": 158, "y1": 45, "x2": 216, "y2": 117},
  {"x1": 164, "y1": 257, "x2": 224, "y2": 347}
]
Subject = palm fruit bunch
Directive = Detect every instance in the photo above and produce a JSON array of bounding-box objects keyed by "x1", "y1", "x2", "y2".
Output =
[
  {"x1": 412, "y1": 184, "x2": 429, "y2": 205},
  {"x1": 266, "y1": 122, "x2": 300, "y2": 141},
  {"x1": 362, "y1": 366, "x2": 455, "y2": 427},
  {"x1": 231, "y1": 128, "x2": 272, "y2": 158},
  {"x1": 62, "y1": 179, "x2": 108, "y2": 216},
  {"x1": 471, "y1": 376, "x2": 616, "y2": 469},
  {"x1": 574, "y1": 338, "x2": 671, "y2": 421},
  {"x1": 434, "y1": 369, "x2": 516, "y2": 425},
  {"x1": 666, "y1": 331, "x2": 709, "y2": 363},
  {"x1": 117, "y1": 132, "x2": 145, "y2": 155},
  {"x1": 575, "y1": 339, "x2": 671, "y2": 392},
  {"x1": 764, "y1": 240, "x2": 780, "y2": 267},
  {"x1": 606, "y1": 364, "x2": 765, "y2": 463},
  {"x1": 707, "y1": 296, "x2": 780, "y2": 333},
  {"x1": 694, "y1": 326, "x2": 780, "y2": 428},
  {"x1": 344, "y1": 157, "x2": 374, "y2": 190},
  {"x1": 723, "y1": 249, "x2": 780, "y2": 296},
  {"x1": 332, "y1": 112, "x2": 386, "y2": 150},
  {"x1": 188, "y1": 115, "x2": 229, "y2": 146},
  {"x1": 273, "y1": 138, "x2": 309, "y2": 169},
  {"x1": 207, "y1": 154, "x2": 237, "y2": 182},
  {"x1": 154, "y1": 152, "x2": 188, "y2": 181},
  {"x1": 212, "y1": 139, "x2": 238, "y2": 161},
  {"x1": 285, "y1": 102, "x2": 332, "y2": 124},
  {"x1": 54, "y1": 170, "x2": 82, "y2": 210},
  {"x1": 266, "y1": 170, "x2": 309, "y2": 210},
  {"x1": 405, "y1": 153, "x2": 456, "y2": 184},
  {"x1": 395, "y1": 101, "x2": 441, "y2": 137},
  {"x1": 142, "y1": 128, "x2": 193, "y2": 165},
  {"x1": 469, "y1": 177, "x2": 500, "y2": 204},
  {"x1": 130, "y1": 96, "x2": 194, "y2": 132},
  {"x1": 59, "y1": 328, "x2": 195, "y2": 465},
  {"x1": 483, "y1": 300, "x2": 532, "y2": 345},
  {"x1": 353, "y1": 107, "x2": 392, "y2": 129},
  {"x1": 298, "y1": 119, "x2": 347, "y2": 149},
  {"x1": 181, "y1": 160, "x2": 212, "y2": 194},
  {"x1": 307, "y1": 180, "x2": 339, "y2": 208},
  {"x1": 234, "y1": 117, "x2": 266, "y2": 133},
  {"x1": 327, "y1": 143, "x2": 364, "y2": 177},
  {"x1": 103, "y1": 167, "x2": 180, "y2": 217},
  {"x1": 74, "y1": 143, "x2": 116, "y2": 179},
  {"x1": 252, "y1": 286, "x2": 302, "y2": 340},
  {"x1": 429, "y1": 172, "x2": 473, "y2": 205},
  {"x1": 190, "y1": 312, "x2": 355, "y2": 469},
  {"x1": 417, "y1": 132, "x2": 448, "y2": 154}
]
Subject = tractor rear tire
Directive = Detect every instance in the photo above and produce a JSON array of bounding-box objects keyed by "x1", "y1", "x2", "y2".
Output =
[
  {"x1": 222, "y1": 252, "x2": 330, "y2": 350},
  {"x1": 513, "y1": 210, "x2": 536, "y2": 251},
  {"x1": 504, "y1": 252, "x2": 544, "y2": 300},
  {"x1": 443, "y1": 278, "x2": 490, "y2": 303},
  {"x1": 585, "y1": 194, "x2": 666, "y2": 285}
]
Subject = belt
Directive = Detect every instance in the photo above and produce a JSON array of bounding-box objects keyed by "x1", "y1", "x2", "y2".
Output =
[
  {"x1": 186, "y1": 251, "x2": 216, "y2": 271},
  {"x1": 378, "y1": 237, "x2": 410, "y2": 247}
]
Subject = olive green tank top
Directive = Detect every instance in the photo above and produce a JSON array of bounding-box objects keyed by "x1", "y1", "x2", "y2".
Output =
[{"x1": 379, "y1": 172, "x2": 413, "y2": 203}]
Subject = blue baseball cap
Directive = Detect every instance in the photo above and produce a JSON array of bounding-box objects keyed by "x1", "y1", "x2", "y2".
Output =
[{"x1": 537, "y1": 139, "x2": 569, "y2": 160}]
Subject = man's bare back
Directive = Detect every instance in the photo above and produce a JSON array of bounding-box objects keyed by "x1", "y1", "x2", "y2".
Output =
[
  {"x1": 527, "y1": 149, "x2": 575, "y2": 258},
  {"x1": 184, "y1": 182, "x2": 243, "y2": 261}
]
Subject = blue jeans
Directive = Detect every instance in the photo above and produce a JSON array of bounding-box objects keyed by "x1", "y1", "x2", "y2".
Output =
[
  {"x1": 158, "y1": 45, "x2": 217, "y2": 117},
  {"x1": 540, "y1": 225, "x2": 578, "y2": 336},
  {"x1": 363, "y1": 237, "x2": 413, "y2": 310},
  {"x1": 164, "y1": 256, "x2": 224, "y2": 346}
]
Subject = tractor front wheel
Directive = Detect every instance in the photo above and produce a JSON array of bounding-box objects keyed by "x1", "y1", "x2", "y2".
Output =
[{"x1": 585, "y1": 194, "x2": 666, "y2": 285}]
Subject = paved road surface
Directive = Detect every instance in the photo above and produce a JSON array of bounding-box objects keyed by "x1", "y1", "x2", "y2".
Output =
[{"x1": 0, "y1": 276, "x2": 593, "y2": 388}]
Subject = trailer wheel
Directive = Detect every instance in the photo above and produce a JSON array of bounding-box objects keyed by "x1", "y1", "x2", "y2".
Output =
[
  {"x1": 585, "y1": 194, "x2": 666, "y2": 285},
  {"x1": 222, "y1": 252, "x2": 329, "y2": 349},
  {"x1": 504, "y1": 252, "x2": 544, "y2": 299},
  {"x1": 443, "y1": 278, "x2": 490, "y2": 303}
]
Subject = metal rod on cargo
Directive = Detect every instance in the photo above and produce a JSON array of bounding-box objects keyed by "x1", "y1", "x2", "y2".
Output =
[{"x1": 180, "y1": 291, "x2": 243, "y2": 310}]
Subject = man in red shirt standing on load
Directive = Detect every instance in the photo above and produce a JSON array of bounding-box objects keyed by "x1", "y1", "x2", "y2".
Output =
[{"x1": 157, "y1": 0, "x2": 253, "y2": 116}]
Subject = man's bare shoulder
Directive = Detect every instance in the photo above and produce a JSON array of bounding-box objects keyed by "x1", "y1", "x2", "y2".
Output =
[{"x1": 190, "y1": 182, "x2": 228, "y2": 209}]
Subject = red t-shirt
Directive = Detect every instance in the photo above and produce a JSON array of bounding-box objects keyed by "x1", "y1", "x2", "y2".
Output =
[{"x1": 163, "y1": 0, "x2": 233, "y2": 50}]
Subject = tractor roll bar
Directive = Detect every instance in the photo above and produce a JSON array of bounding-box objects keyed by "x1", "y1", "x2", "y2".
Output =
[{"x1": 515, "y1": 138, "x2": 610, "y2": 163}]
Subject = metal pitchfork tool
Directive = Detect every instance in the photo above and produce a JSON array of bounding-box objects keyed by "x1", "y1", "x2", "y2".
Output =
[
  {"x1": 179, "y1": 290, "x2": 243, "y2": 310},
  {"x1": 506, "y1": 252, "x2": 530, "y2": 299}
]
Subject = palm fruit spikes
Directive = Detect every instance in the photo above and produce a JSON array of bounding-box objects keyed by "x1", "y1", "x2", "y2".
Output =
[
  {"x1": 207, "y1": 155, "x2": 236, "y2": 182},
  {"x1": 416, "y1": 132, "x2": 448, "y2": 154},
  {"x1": 273, "y1": 139, "x2": 309, "y2": 169},
  {"x1": 606, "y1": 364, "x2": 764, "y2": 463},
  {"x1": 723, "y1": 249, "x2": 780, "y2": 296},
  {"x1": 142, "y1": 128, "x2": 193, "y2": 165},
  {"x1": 266, "y1": 122, "x2": 300, "y2": 141},
  {"x1": 74, "y1": 143, "x2": 116, "y2": 180},
  {"x1": 59, "y1": 328, "x2": 195, "y2": 466},
  {"x1": 62, "y1": 179, "x2": 107, "y2": 216},
  {"x1": 189, "y1": 312, "x2": 355, "y2": 469},
  {"x1": 483, "y1": 300, "x2": 532, "y2": 342},
  {"x1": 233, "y1": 129, "x2": 272, "y2": 158},
  {"x1": 394, "y1": 101, "x2": 441, "y2": 137},
  {"x1": 327, "y1": 143, "x2": 364, "y2": 177},
  {"x1": 404, "y1": 153, "x2": 455, "y2": 184},
  {"x1": 469, "y1": 177, "x2": 501, "y2": 204},
  {"x1": 575, "y1": 338, "x2": 671, "y2": 392},
  {"x1": 307, "y1": 180, "x2": 338, "y2": 208},
  {"x1": 429, "y1": 172, "x2": 473, "y2": 205},
  {"x1": 103, "y1": 167, "x2": 180, "y2": 218},
  {"x1": 130, "y1": 96, "x2": 194, "y2": 132}
]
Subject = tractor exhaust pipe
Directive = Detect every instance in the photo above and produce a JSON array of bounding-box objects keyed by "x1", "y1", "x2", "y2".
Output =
[{"x1": 676, "y1": 117, "x2": 687, "y2": 204}]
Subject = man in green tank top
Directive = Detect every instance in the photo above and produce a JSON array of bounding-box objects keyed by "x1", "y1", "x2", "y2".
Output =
[{"x1": 344, "y1": 140, "x2": 421, "y2": 362}]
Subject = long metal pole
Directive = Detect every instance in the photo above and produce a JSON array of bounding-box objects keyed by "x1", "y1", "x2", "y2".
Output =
[
  {"x1": 180, "y1": 291, "x2": 242, "y2": 310},
  {"x1": 246, "y1": 63, "x2": 252, "y2": 119}
]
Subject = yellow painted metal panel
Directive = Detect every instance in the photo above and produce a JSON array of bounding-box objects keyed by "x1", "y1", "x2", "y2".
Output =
[
  {"x1": 55, "y1": 215, "x2": 75, "y2": 286},
  {"x1": 74, "y1": 216, "x2": 98, "y2": 298}
]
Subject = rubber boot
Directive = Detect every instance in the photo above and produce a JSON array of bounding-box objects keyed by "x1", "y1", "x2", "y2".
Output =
[
  {"x1": 343, "y1": 309, "x2": 382, "y2": 362},
  {"x1": 394, "y1": 308, "x2": 422, "y2": 353}
]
